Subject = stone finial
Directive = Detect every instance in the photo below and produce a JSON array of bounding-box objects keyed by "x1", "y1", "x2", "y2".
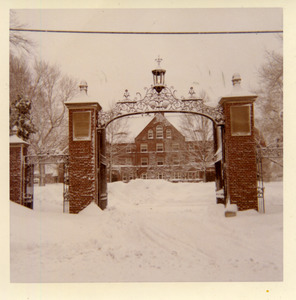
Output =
[
  {"x1": 11, "y1": 125, "x2": 18, "y2": 136},
  {"x1": 79, "y1": 80, "x2": 88, "y2": 94},
  {"x1": 232, "y1": 73, "x2": 241, "y2": 86}
]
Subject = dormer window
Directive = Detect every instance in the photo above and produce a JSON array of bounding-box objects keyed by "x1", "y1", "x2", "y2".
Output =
[
  {"x1": 148, "y1": 129, "x2": 153, "y2": 139},
  {"x1": 166, "y1": 129, "x2": 172, "y2": 139},
  {"x1": 156, "y1": 125, "x2": 163, "y2": 139}
]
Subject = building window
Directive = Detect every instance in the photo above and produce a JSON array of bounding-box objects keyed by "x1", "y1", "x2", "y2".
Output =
[
  {"x1": 172, "y1": 143, "x2": 179, "y2": 151},
  {"x1": 230, "y1": 105, "x2": 251, "y2": 136},
  {"x1": 156, "y1": 125, "x2": 163, "y2": 139},
  {"x1": 157, "y1": 157, "x2": 164, "y2": 165},
  {"x1": 126, "y1": 146, "x2": 132, "y2": 153},
  {"x1": 173, "y1": 172, "x2": 182, "y2": 179},
  {"x1": 188, "y1": 171, "x2": 196, "y2": 179},
  {"x1": 73, "y1": 111, "x2": 91, "y2": 141},
  {"x1": 156, "y1": 143, "x2": 164, "y2": 152},
  {"x1": 141, "y1": 157, "x2": 148, "y2": 166},
  {"x1": 140, "y1": 143, "x2": 148, "y2": 153},
  {"x1": 166, "y1": 129, "x2": 172, "y2": 139},
  {"x1": 172, "y1": 155, "x2": 179, "y2": 165},
  {"x1": 141, "y1": 173, "x2": 147, "y2": 179},
  {"x1": 148, "y1": 129, "x2": 153, "y2": 139},
  {"x1": 157, "y1": 173, "x2": 163, "y2": 179}
]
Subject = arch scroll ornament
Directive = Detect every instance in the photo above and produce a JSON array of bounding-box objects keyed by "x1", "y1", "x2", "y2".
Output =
[{"x1": 98, "y1": 85, "x2": 225, "y2": 127}]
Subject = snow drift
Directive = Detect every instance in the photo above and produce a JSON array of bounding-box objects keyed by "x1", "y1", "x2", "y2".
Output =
[{"x1": 10, "y1": 180, "x2": 283, "y2": 282}]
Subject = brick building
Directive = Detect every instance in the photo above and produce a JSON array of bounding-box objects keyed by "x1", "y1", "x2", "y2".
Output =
[{"x1": 108, "y1": 113, "x2": 215, "y2": 182}]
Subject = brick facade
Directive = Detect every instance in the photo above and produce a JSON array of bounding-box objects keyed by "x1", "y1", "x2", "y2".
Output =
[
  {"x1": 109, "y1": 113, "x2": 215, "y2": 182},
  {"x1": 10, "y1": 136, "x2": 28, "y2": 205},
  {"x1": 65, "y1": 90, "x2": 102, "y2": 213}
]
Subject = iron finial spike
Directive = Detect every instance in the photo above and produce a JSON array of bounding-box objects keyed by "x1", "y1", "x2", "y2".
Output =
[{"x1": 155, "y1": 55, "x2": 163, "y2": 68}]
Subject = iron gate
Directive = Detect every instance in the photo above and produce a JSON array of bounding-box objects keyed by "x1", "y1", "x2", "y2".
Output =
[
  {"x1": 24, "y1": 154, "x2": 69, "y2": 212},
  {"x1": 256, "y1": 146, "x2": 283, "y2": 213},
  {"x1": 23, "y1": 159, "x2": 34, "y2": 209}
]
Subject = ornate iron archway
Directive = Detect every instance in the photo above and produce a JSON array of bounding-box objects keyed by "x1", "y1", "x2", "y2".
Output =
[
  {"x1": 98, "y1": 85, "x2": 225, "y2": 128},
  {"x1": 95, "y1": 65, "x2": 226, "y2": 209}
]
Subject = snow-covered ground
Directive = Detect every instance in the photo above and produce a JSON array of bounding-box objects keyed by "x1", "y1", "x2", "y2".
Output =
[{"x1": 10, "y1": 180, "x2": 283, "y2": 283}]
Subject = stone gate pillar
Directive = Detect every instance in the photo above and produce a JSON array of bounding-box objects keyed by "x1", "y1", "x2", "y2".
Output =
[
  {"x1": 10, "y1": 129, "x2": 29, "y2": 206},
  {"x1": 219, "y1": 74, "x2": 258, "y2": 211},
  {"x1": 65, "y1": 82, "x2": 102, "y2": 213}
]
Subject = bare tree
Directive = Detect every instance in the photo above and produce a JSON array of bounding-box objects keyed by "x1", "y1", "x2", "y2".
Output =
[
  {"x1": 255, "y1": 47, "x2": 283, "y2": 181},
  {"x1": 27, "y1": 61, "x2": 78, "y2": 185},
  {"x1": 9, "y1": 54, "x2": 36, "y2": 138},
  {"x1": 179, "y1": 90, "x2": 214, "y2": 181},
  {"x1": 29, "y1": 60, "x2": 78, "y2": 155},
  {"x1": 255, "y1": 49, "x2": 283, "y2": 147},
  {"x1": 106, "y1": 116, "x2": 130, "y2": 182},
  {"x1": 9, "y1": 11, "x2": 34, "y2": 55},
  {"x1": 9, "y1": 11, "x2": 35, "y2": 138},
  {"x1": 180, "y1": 114, "x2": 214, "y2": 182}
]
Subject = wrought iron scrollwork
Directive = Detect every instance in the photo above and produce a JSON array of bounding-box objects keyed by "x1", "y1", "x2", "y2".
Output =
[
  {"x1": 257, "y1": 147, "x2": 283, "y2": 159},
  {"x1": 25, "y1": 154, "x2": 69, "y2": 165},
  {"x1": 98, "y1": 85, "x2": 224, "y2": 127}
]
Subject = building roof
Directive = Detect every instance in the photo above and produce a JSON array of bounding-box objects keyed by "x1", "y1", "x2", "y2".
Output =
[
  {"x1": 10, "y1": 134, "x2": 29, "y2": 145},
  {"x1": 219, "y1": 73, "x2": 257, "y2": 103},
  {"x1": 135, "y1": 113, "x2": 180, "y2": 140},
  {"x1": 66, "y1": 89, "x2": 101, "y2": 106}
]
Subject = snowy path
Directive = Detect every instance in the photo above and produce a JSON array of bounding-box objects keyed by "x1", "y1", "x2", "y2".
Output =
[{"x1": 10, "y1": 180, "x2": 283, "y2": 282}]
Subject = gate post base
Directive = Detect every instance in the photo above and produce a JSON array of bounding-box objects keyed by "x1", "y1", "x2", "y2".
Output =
[{"x1": 98, "y1": 195, "x2": 108, "y2": 210}]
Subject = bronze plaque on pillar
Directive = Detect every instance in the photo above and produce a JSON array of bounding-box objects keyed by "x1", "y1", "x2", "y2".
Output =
[
  {"x1": 230, "y1": 105, "x2": 251, "y2": 136},
  {"x1": 73, "y1": 111, "x2": 91, "y2": 140}
]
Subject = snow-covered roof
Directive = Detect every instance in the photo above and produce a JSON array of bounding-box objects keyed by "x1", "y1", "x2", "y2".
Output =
[
  {"x1": 10, "y1": 134, "x2": 29, "y2": 145},
  {"x1": 219, "y1": 73, "x2": 257, "y2": 103},
  {"x1": 66, "y1": 89, "x2": 101, "y2": 105}
]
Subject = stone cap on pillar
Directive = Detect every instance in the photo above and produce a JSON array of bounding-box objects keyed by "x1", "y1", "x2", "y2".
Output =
[
  {"x1": 65, "y1": 81, "x2": 102, "y2": 111},
  {"x1": 219, "y1": 73, "x2": 257, "y2": 105},
  {"x1": 10, "y1": 126, "x2": 29, "y2": 146}
]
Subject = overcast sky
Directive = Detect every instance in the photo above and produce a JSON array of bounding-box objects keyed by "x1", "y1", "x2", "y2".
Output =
[
  {"x1": 13, "y1": 8, "x2": 282, "y2": 111},
  {"x1": 4, "y1": 5, "x2": 296, "y2": 300}
]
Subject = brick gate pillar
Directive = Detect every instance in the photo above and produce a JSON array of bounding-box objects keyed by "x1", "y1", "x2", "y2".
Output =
[
  {"x1": 10, "y1": 128, "x2": 29, "y2": 205},
  {"x1": 65, "y1": 82, "x2": 102, "y2": 213},
  {"x1": 219, "y1": 73, "x2": 258, "y2": 211}
]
